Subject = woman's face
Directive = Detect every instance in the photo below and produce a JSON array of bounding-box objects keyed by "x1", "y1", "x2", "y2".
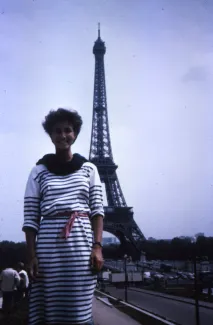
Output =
[{"x1": 50, "y1": 121, "x2": 76, "y2": 150}]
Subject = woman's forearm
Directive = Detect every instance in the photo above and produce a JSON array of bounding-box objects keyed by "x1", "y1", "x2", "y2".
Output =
[
  {"x1": 25, "y1": 229, "x2": 37, "y2": 261},
  {"x1": 91, "y1": 215, "x2": 103, "y2": 243}
]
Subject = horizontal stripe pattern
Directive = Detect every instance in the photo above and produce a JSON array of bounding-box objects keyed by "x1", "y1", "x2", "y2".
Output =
[{"x1": 23, "y1": 162, "x2": 104, "y2": 324}]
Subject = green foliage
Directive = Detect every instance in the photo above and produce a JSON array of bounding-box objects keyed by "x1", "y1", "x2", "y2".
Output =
[
  {"x1": 103, "y1": 236, "x2": 213, "y2": 261},
  {"x1": 0, "y1": 241, "x2": 27, "y2": 271},
  {"x1": 0, "y1": 236, "x2": 212, "y2": 269}
]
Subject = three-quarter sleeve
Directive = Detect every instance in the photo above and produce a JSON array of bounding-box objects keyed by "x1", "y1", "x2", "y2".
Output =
[
  {"x1": 22, "y1": 167, "x2": 41, "y2": 233},
  {"x1": 89, "y1": 165, "x2": 104, "y2": 219}
]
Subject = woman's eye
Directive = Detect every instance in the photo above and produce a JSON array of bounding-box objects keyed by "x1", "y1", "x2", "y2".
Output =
[
  {"x1": 65, "y1": 128, "x2": 73, "y2": 133},
  {"x1": 55, "y1": 128, "x2": 61, "y2": 134}
]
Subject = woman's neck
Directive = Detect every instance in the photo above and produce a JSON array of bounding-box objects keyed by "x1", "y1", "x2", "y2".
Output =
[{"x1": 55, "y1": 149, "x2": 73, "y2": 162}]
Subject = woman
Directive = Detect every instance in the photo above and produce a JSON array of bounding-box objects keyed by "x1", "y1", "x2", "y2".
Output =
[{"x1": 22, "y1": 108, "x2": 104, "y2": 325}]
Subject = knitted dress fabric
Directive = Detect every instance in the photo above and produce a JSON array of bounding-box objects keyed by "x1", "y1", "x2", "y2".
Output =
[{"x1": 23, "y1": 161, "x2": 104, "y2": 324}]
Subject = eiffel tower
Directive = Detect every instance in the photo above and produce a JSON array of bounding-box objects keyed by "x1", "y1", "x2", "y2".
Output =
[{"x1": 89, "y1": 25, "x2": 146, "y2": 257}]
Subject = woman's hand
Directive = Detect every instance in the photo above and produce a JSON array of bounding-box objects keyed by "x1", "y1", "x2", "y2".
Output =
[
  {"x1": 27, "y1": 256, "x2": 39, "y2": 281},
  {"x1": 90, "y1": 247, "x2": 104, "y2": 273}
]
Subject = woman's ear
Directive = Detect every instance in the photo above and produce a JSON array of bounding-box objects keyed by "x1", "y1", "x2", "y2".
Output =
[
  {"x1": 49, "y1": 133, "x2": 55, "y2": 145},
  {"x1": 72, "y1": 133, "x2": 77, "y2": 144},
  {"x1": 72, "y1": 137, "x2": 77, "y2": 145}
]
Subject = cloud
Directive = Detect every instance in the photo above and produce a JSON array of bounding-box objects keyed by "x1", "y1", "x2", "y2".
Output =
[{"x1": 182, "y1": 65, "x2": 211, "y2": 83}]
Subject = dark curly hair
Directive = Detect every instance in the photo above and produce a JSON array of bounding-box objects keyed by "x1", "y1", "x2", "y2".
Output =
[{"x1": 42, "y1": 108, "x2": 83, "y2": 136}]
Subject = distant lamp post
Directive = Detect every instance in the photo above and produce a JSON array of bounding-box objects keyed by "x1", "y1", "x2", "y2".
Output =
[
  {"x1": 124, "y1": 254, "x2": 129, "y2": 302},
  {"x1": 191, "y1": 237, "x2": 200, "y2": 325}
]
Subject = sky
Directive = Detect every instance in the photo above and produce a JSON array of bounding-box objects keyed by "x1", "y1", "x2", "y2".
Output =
[{"x1": 0, "y1": 0, "x2": 213, "y2": 242}]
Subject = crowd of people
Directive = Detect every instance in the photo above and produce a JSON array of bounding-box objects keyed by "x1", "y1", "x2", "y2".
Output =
[{"x1": 0, "y1": 262, "x2": 29, "y2": 316}]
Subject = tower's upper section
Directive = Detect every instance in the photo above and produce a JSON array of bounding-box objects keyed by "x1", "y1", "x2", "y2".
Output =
[
  {"x1": 89, "y1": 24, "x2": 114, "y2": 164},
  {"x1": 93, "y1": 23, "x2": 106, "y2": 55}
]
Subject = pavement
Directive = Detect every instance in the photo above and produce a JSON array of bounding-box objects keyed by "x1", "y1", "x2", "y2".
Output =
[
  {"x1": 0, "y1": 296, "x2": 141, "y2": 325},
  {"x1": 93, "y1": 297, "x2": 140, "y2": 325},
  {"x1": 105, "y1": 286, "x2": 213, "y2": 325}
]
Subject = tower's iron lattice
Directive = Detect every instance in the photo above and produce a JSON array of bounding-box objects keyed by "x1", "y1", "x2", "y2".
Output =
[{"x1": 89, "y1": 26, "x2": 146, "y2": 256}]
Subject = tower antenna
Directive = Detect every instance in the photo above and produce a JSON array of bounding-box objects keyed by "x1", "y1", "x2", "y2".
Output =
[{"x1": 98, "y1": 22, "x2": 100, "y2": 38}]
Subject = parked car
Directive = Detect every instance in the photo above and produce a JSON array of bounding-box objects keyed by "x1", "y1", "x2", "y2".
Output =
[
  {"x1": 168, "y1": 276, "x2": 175, "y2": 280},
  {"x1": 187, "y1": 273, "x2": 195, "y2": 280},
  {"x1": 152, "y1": 272, "x2": 164, "y2": 279}
]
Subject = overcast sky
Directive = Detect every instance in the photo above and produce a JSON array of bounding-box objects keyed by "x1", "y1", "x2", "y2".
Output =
[{"x1": 0, "y1": 0, "x2": 212, "y2": 242}]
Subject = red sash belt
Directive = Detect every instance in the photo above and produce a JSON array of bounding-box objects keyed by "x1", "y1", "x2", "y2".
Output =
[{"x1": 49, "y1": 211, "x2": 89, "y2": 239}]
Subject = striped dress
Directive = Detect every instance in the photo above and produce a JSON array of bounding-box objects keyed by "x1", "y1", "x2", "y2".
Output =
[{"x1": 22, "y1": 161, "x2": 104, "y2": 325}]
